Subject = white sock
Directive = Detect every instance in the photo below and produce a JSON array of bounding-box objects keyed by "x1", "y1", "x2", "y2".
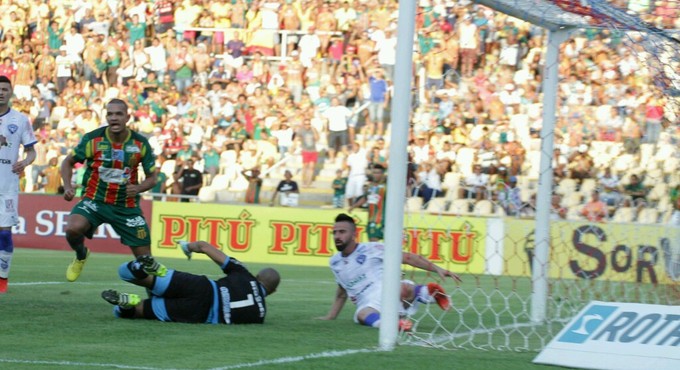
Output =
[{"x1": 0, "y1": 250, "x2": 12, "y2": 279}]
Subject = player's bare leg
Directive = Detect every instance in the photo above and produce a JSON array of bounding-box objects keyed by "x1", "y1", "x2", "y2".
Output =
[
  {"x1": 131, "y1": 246, "x2": 152, "y2": 258},
  {"x1": 65, "y1": 214, "x2": 91, "y2": 282}
]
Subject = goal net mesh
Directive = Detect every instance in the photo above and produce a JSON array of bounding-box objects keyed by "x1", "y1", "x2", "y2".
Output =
[{"x1": 398, "y1": 0, "x2": 680, "y2": 350}]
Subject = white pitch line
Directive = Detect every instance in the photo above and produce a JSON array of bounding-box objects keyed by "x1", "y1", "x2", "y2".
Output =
[
  {"x1": 0, "y1": 358, "x2": 185, "y2": 370},
  {"x1": 10, "y1": 279, "x2": 337, "y2": 286},
  {"x1": 0, "y1": 349, "x2": 383, "y2": 370},
  {"x1": 10, "y1": 281, "x2": 114, "y2": 286},
  {"x1": 207, "y1": 348, "x2": 380, "y2": 370}
]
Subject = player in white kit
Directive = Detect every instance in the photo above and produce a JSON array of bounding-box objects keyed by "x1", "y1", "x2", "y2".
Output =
[
  {"x1": 319, "y1": 214, "x2": 461, "y2": 329},
  {"x1": 0, "y1": 75, "x2": 38, "y2": 293}
]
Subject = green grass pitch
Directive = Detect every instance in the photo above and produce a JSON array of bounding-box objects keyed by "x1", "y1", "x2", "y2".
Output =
[{"x1": 0, "y1": 248, "x2": 565, "y2": 370}]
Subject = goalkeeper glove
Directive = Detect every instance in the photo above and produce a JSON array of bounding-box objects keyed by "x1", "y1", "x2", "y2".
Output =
[{"x1": 178, "y1": 241, "x2": 192, "y2": 260}]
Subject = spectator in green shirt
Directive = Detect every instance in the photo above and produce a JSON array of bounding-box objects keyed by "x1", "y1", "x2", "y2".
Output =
[
  {"x1": 252, "y1": 119, "x2": 270, "y2": 141},
  {"x1": 623, "y1": 174, "x2": 647, "y2": 207},
  {"x1": 48, "y1": 21, "x2": 64, "y2": 54},
  {"x1": 225, "y1": 121, "x2": 248, "y2": 155},
  {"x1": 126, "y1": 15, "x2": 147, "y2": 46},
  {"x1": 202, "y1": 143, "x2": 221, "y2": 185},
  {"x1": 332, "y1": 169, "x2": 348, "y2": 208},
  {"x1": 150, "y1": 167, "x2": 168, "y2": 201},
  {"x1": 670, "y1": 184, "x2": 680, "y2": 205},
  {"x1": 176, "y1": 142, "x2": 195, "y2": 162}
]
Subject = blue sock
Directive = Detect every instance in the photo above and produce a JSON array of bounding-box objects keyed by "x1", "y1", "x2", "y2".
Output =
[
  {"x1": 363, "y1": 313, "x2": 381, "y2": 328},
  {"x1": 0, "y1": 230, "x2": 14, "y2": 253},
  {"x1": 415, "y1": 285, "x2": 425, "y2": 303},
  {"x1": 0, "y1": 230, "x2": 13, "y2": 279}
]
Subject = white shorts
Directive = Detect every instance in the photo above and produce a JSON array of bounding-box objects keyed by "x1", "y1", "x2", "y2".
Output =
[
  {"x1": 353, "y1": 284, "x2": 381, "y2": 323},
  {"x1": 224, "y1": 55, "x2": 244, "y2": 69},
  {"x1": 0, "y1": 193, "x2": 19, "y2": 227},
  {"x1": 13, "y1": 85, "x2": 31, "y2": 101},
  {"x1": 345, "y1": 174, "x2": 367, "y2": 199},
  {"x1": 353, "y1": 280, "x2": 416, "y2": 323}
]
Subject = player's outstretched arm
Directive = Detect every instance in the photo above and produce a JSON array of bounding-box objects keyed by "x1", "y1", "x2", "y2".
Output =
[
  {"x1": 317, "y1": 285, "x2": 348, "y2": 320},
  {"x1": 183, "y1": 241, "x2": 227, "y2": 266},
  {"x1": 403, "y1": 252, "x2": 462, "y2": 282}
]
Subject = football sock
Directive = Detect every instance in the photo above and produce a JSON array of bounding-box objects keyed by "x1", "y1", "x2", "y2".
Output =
[
  {"x1": 415, "y1": 284, "x2": 432, "y2": 304},
  {"x1": 130, "y1": 260, "x2": 150, "y2": 280},
  {"x1": 0, "y1": 230, "x2": 14, "y2": 279},
  {"x1": 363, "y1": 313, "x2": 381, "y2": 328},
  {"x1": 113, "y1": 306, "x2": 136, "y2": 319},
  {"x1": 67, "y1": 234, "x2": 88, "y2": 260}
]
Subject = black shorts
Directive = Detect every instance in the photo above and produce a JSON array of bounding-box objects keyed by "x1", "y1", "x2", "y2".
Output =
[
  {"x1": 328, "y1": 130, "x2": 348, "y2": 151},
  {"x1": 155, "y1": 22, "x2": 175, "y2": 34},
  {"x1": 146, "y1": 271, "x2": 214, "y2": 323}
]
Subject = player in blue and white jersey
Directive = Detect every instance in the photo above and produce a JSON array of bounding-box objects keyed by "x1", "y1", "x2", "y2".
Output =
[
  {"x1": 0, "y1": 75, "x2": 37, "y2": 293},
  {"x1": 319, "y1": 213, "x2": 461, "y2": 329}
]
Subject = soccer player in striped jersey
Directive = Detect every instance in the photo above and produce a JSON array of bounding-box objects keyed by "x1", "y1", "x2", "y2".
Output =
[
  {"x1": 0, "y1": 75, "x2": 38, "y2": 293},
  {"x1": 348, "y1": 163, "x2": 387, "y2": 241},
  {"x1": 60, "y1": 99, "x2": 158, "y2": 282},
  {"x1": 318, "y1": 213, "x2": 462, "y2": 330}
]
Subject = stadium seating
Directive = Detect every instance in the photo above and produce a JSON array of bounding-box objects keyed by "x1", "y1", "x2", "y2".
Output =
[
  {"x1": 613, "y1": 154, "x2": 634, "y2": 174},
  {"x1": 566, "y1": 206, "x2": 584, "y2": 221},
  {"x1": 425, "y1": 197, "x2": 448, "y2": 214},
  {"x1": 447, "y1": 199, "x2": 472, "y2": 215},
  {"x1": 611, "y1": 207, "x2": 636, "y2": 223},
  {"x1": 637, "y1": 208, "x2": 659, "y2": 224},
  {"x1": 561, "y1": 192, "x2": 583, "y2": 208},
  {"x1": 647, "y1": 183, "x2": 668, "y2": 203},
  {"x1": 206, "y1": 174, "x2": 230, "y2": 191},
  {"x1": 579, "y1": 178, "x2": 597, "y2": 196},
  {"x1": 472, "y1": 200, "x2": 494, "y2": 216},
  {"x1": 229, "y1": 176, "x2": 250, "y2": 192},
  {"x1": 197, "y1": 187, "x2": 217, "y2": 203},
  {"x1": 441, "y1": 172, "x2": 462, "y2": 192},
  {"x1": 555, "y1": 178, "x2": 577, "y2": 196},
  {"x1": 405, "y1": 197, "x2": 424, "y2": 213},
  {"x1": 13, "y1": 0, "x2": 677, "y2": 233}
]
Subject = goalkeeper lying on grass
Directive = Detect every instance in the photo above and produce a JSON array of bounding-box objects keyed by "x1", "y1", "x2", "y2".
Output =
[
  {"x1": 317, "y1": 213, "x2": 462, "y2": 331},
  {"x1": 101, "y1": 241, "x2": 280, "y2": 324}
]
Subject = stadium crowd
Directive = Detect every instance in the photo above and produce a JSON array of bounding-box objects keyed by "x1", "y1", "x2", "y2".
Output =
[{"x1": 2, "y1": 0, "x2": 680, "y2": 223}]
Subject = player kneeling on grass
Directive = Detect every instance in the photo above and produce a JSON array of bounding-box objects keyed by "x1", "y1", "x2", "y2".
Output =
[
  {"x1": 101, "y1": 241, "x2": 280, "y2": 324},
  {"x1": 318, "y1": 213, "x2": 462, "y2": 330}
]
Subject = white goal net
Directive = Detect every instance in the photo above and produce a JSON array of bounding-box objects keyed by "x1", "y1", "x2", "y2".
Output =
[{"x1": 391, "y1": 0, "x2": 680, "y2": 351}]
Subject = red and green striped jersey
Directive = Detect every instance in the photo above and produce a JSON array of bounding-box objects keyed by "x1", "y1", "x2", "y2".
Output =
[
  {"x1": 366, "y1": 182, "x2": 387, "y2": 227},
  {"x1": 71, "y1": 126, "x2": 156, "y2": 208}
]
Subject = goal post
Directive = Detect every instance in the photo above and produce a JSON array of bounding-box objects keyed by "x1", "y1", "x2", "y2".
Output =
[
  {"x1": 379, "y1": 0, "x2": 418, "y2": 351},
  {"x1": 531, "y1": 27, "x2": 570, "y2": 324}
]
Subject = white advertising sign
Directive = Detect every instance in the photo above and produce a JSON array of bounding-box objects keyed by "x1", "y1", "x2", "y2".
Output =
[{"x1": 534, "y1": 301, "x2": 680, "y2": 370}]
